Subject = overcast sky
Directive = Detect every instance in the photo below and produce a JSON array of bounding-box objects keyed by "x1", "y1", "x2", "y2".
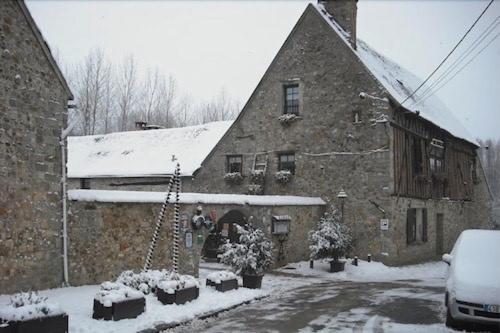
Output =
[{"x1": 26, "y1": 0, "x2": 500, "y2": 140}]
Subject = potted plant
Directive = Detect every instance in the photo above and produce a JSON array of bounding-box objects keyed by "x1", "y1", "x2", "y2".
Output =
[
  {"x1": 274, "y1": 170, "x2": 292, "y2": 184},
  {"x1": 93, "y1": 281, "x2": 145, "y2": 321},
  {"x1": 309, "y1": 208, "x2": 352, "y2": 272},
  {"x1": 247, "y1": 184, "x2": 263, "y2": 195},
  {"x1": 206, "y1": 271, "x2": 239, "y2": 292},
  {"x1": 249, "y1": 169, "x2": 265, "y2": 184},
  {"x1": 223, "y1": 172, "x2": 243, "y2": 184},
  {"x1": 278, "y1": 113, "x2": 298, "y2": 125},
  {"x1": 156, "y1": 273, "x2": 199, "y2": 305},
  {"x1": 220, "y1": 224, "x2": 273, "y2": 289},
  {"x1": 0, "y1": 291, "x2": 68, "y2": 333}
]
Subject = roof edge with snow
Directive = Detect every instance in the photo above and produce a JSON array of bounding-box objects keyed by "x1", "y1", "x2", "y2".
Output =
[{"x1": 68, "y1": 189, "x2": 326, "y2": 206}]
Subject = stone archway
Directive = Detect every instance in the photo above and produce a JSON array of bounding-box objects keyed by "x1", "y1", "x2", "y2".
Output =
[{"x1": 202, "y1": 209, "x2": 247, "y2": 260}]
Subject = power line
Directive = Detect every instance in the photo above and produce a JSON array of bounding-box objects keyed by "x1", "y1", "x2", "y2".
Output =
[
  {"x1": 416, "y1": 32, "x2": 499, "y2": 105},
  {"x1": 401, "y1": 0, "x2": 495, "y2": 106},
  {"x1": 412, "y1": 15, "x2": 500, "y2": 104}
]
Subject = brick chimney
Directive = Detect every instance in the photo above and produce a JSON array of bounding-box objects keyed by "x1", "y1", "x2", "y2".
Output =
[{"x1": 319, "y1": 0, "x2": 358, "y2": 49}]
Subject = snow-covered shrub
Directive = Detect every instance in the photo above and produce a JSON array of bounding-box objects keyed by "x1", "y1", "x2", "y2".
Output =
[
  {"x1": 95, "y1": 282, "x2": 144, "y2": 307},
  {"x1": 278, "y1": 114, "x2": 298, "y2": 125},
  {"x1": 247, "y1": 184, "x2": 263, "y2": 195},
  {"x1": 157, "y1": 273, "x2": 199, "y2": 294},
  {"x1": 274, "y1": 170, "x2": 292, "y2": 183},
  {"x1": 0, "y1": 291, "x2": 64, "y2": 321},
  {"x1": 223, "y1": 172, "x2": 243, "y2": 184},
  {"x1": 116, "y1": 269, "x2": 170, "y2": 294},
  {"x1": 309, "y1": 208, "x2": 352, "y2": 262},
  {"x1": 250, "y1": 169, "x2": 265, "y2": 184},
  {"x1": 220, "y1": 224, "x2": 273, "y2": 276}
]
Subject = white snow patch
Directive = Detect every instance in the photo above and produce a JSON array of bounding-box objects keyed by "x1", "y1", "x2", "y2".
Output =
[
  {"x1": 278, "y1": 259, "x2": 447, "y2": 284},
  {"x1": 68, "y1": 189, "x2": 326, "y2": 206},
  {"x1": 67, "y1": 120, "x2": 232, "y2": 178}
]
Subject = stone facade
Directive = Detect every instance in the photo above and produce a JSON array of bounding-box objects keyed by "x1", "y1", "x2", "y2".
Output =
[
  {"x1": 67, "y1": 200, "x2": 324, "y2": 286},
  {"x1": 0, "y1": 0, "x2": 72, "y2": 293},
  {"x1": 190, "y1": 3, "x2": 493, "y2": 265}
]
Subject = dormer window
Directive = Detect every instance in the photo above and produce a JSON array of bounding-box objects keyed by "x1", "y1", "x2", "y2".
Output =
[{"x1": 284, "y1": 84, "x2": 299, "y2": 115}]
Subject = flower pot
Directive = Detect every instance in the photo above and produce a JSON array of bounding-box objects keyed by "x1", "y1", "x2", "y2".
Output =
[
  {"x1": 175, "y1": 286, "x2": 199, "y2": 305},
  {"x1": 156, "y1": 286, "x2": 199, "y2": 305},
  {"x1": 330, "y1": 260, "x2": 346, "y2": 273},
  {"x1": 93, "y1": 297, "x2": 145, "y2": 321},
  {"x1": 242, "y1": 274, "x2": 263, "y2": 289},
  {"x1": 207, "y1": 278, "x2": 238, "y2": 292},
  {"x1": 2, "y1": 314, "x2": 68, "y2": 333}
]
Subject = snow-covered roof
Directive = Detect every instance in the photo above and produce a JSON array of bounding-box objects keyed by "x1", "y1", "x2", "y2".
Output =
[
  {"x1": 314, "y1": 4, "x2": 477, "y2": 145},
  {"x1": 67, "y1": 121, "x2": 233, "y2": 178},
  {"x1": 68, "y1": 189, "x2": 326, "y2": 206}
]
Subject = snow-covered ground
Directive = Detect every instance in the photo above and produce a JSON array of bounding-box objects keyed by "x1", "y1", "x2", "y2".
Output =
[
  {"x1": 0, "y1": 260, "x2": 450, "y2": 333},
  {"x1": 278, "y1": 259, "x2": 447, "y2": 286}
]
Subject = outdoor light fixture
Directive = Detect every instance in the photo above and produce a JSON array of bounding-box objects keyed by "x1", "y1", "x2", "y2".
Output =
[{"x1": 337, "y1": 188, "x2": 347, "y2": 224}]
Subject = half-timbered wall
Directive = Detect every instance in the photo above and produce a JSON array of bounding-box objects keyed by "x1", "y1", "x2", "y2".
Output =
[{"x1": 392, "y1": 108, "x2": 477, "y2": 201}]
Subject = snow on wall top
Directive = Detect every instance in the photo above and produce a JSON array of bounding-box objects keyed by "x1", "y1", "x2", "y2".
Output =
[
  {"x1": 67, "y1": 121, "x2": 233, "y2": 178},
  {"x1": 68, "y1": 189, "x2": 326, "y2": 206},
  {"x1": 314, "y1": 4, "x2": 477, "y2": 145}
]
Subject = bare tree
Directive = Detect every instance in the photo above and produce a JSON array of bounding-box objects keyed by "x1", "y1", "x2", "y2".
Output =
[{"x1": 116, "y1": 55, "x2": 138, "y2": 131}]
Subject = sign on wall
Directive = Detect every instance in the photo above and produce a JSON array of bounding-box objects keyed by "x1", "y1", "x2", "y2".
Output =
[
  {"x1": 380, "y1": 219, "x2": 389, "y2": 231},
  {"x1": 185, "y1": 231, "x2": 193, "y2": 248}
]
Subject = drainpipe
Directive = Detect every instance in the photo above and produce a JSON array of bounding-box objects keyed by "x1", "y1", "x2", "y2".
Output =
[{"x1": 60, "y1": 104, "x2": 78, "y2": 286}]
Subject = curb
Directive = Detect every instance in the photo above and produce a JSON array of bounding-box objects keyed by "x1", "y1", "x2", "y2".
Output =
[{"x1": 137, "y1": 295, "x2": 269, "y2": 333}]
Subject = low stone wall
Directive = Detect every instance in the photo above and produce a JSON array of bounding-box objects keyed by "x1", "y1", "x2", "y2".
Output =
[{"x1": 67, "y1": 198, "x2": 324, "y2": 286}]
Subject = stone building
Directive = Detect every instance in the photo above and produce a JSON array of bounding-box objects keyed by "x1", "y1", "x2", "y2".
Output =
[
  {"x1": 0, "y1": 0, "x2": 73, "y2": 293},
  {"x1": 64, "y1": 0, "x2": 493, "y2": 282},
  {"x1": 189, "y1": 1, "x2": 493, "y2": 264}
]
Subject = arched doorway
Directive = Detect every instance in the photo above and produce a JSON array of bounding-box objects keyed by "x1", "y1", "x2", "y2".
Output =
[{"x1": 202, "y1": 209, "x2": 247, "y2": 260}]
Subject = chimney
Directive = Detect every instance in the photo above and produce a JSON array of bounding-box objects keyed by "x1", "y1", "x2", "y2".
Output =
[{"x1": 319, "y1": 0, "x2": 358, "y2": 49}]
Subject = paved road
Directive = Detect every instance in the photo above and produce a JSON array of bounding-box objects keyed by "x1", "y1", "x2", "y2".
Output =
[{"x1": 170, "y1": 277, "x2": 448, "y2": 332}]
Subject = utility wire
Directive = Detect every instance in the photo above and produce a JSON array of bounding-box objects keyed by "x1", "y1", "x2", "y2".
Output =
[
  {"x1": 416, "y1": 32, "x2": 499, "y2": 105},
  {"x1": 401, "y1": 0, "x2": 495, "y2": 106},
  {"x1": 412, "y1": 15, "x2": 500, "y2": 104}
]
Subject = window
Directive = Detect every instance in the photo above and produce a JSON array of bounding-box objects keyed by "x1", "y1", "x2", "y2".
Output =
[
  {"x1": 429, "y1": 138, "x2": 445, "y2": 173},
  {"x1": 407, "y1": 209, "x2": 417, "y2": 244},
  {"x1": 226, "y1": 155, "x2": 242, "y2": 173},
  {"x1": 412, "y1": 138, "x2": 423, "y2": 175},
  {"x1": 284, "y1": 84, "x2": 299, "y2": 115},
  {"x1": 278, "y1": 153, "x2": 295, "y2": 174},
  {"x1": 407, "y1": 208, "x2": 428, "y2": 244}
]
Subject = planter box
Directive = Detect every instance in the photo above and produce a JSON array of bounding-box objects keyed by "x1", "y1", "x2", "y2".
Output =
[
  {"x1": 92, "y1": 297, "x2": 145, "y2": 321},
  {"x1": 1, "y1": 314, "x2": 68, "y2": 333},
  {"x1": 242, "y1": 274, "x2": 263, "y2": 289},
  {"x1": 207, "y1": 278, "x2": 238, "y2": 292},
  {"x1": 330, "y1": 260, "x2": 346, "y2": 273},
  {"x1": 156, "y1": 286, "x2": 199, "y2": 305}
]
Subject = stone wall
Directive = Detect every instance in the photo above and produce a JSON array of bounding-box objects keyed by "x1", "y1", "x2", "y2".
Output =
[
  {"x1": 0, "y1": 1, "x2": 71, "y2": 293},
  {"x1": 67, "y1": 199, "x2": 324, "y2": 286},
  {"x1": 190, "y1": 5, "x2": 394, "y2": 262},
  {"x1": 67, "y1": 176, "x2": 193, "y2": 192}
]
